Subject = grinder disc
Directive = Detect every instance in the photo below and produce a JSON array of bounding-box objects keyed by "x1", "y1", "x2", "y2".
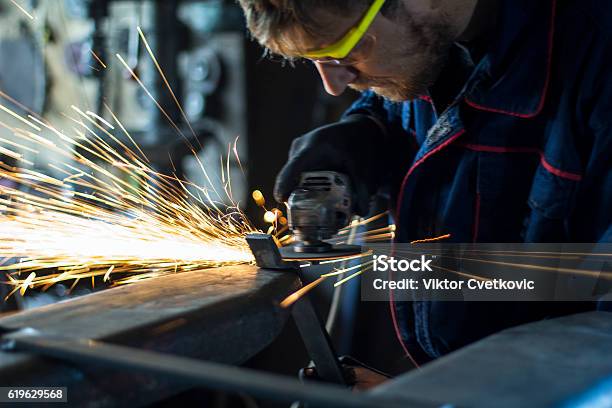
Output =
[{"x1": 280, "y1": 244, "x2": 362, "y2": 261}]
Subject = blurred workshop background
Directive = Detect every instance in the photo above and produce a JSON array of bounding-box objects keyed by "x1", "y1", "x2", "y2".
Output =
[{"x1": 0, "y1": 1, "x2": 410, "y2": 406}]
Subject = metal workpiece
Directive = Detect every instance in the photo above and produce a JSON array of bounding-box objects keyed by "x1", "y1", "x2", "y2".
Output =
[
  {"x1": 0, "y1": 265, "x2": 299, "y2": 407},
  {"x1": 2, "y1": 328, "x2": 429, "y2": 408}
]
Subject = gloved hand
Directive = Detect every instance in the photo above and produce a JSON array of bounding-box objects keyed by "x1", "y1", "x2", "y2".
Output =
[{"x1": 274, "y1": 114, "x2": 399, "y2": 216}]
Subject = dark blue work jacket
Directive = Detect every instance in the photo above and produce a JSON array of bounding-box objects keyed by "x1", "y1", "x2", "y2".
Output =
[{"x1": 344, "y1": 0, "x2": 612, "y2": 360}]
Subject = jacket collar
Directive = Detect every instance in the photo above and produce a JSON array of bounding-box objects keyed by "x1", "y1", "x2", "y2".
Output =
[{"x1": 462, "y1": 0, "x2": 557, "y2": 118}]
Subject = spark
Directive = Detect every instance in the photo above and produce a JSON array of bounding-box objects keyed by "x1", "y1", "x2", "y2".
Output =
[
  {"x1": 337, "y1": 211, "x2": 389, "y2": 232},
  {"x1": 251, "y1": 190, "x2": 288, "y2": 237},
  {"x1": 278, "y1": 235, "x2": 293, "y2": 245},
  {"x1": 19, "y1": 272, "x2": 36, "y2": 295},
  {"x1": 318, "y1": 251, "x2": 373, "y2": 265},
  {"x1": 283, "y1": 253, "x2": 366, "y2": 263},
  {"x1": 321, "y1": 260, "x2": 374, "y2": 278},
  {"x1": 333, "y1": 264, "x2": 373, "y2": 287},
  {"x1": 393, "y1": 246, "x2": 612, "y2": 280},
  {"x1": 114, "y1": 52, "x2": 219, "y2": 198},
  {"x1": 0, "y1": 103, "x2": 41, "y2": 131},
  {"x1": 103, "y1": 102, "x2": 148, "y2": 161},
  {"x1": 430, "y1": 264, "x2": 490, "y2": 282},
  {"x1": 0, "y1": 145, "x2": 24, "y2": 161},
  {"x1": 252, "y1": 190, "x2": 265, "y2": 207},
  {"x1": 0, "y1": 101, "x2": 256, "y2": 296},
  {"x1": 275, "y1": 224, "x2": 289, "y2": 237},
  {"x1": 280, "y1": 260, "x2": 376, "y2": 308},
  {"x1": 115, "y1": 54, "x2": 182, "y2": 138},
  {"x1": 263, "y1": 211, "x2": 276, "y2": 224},
  {"x1": 9, "y1": 0, "x2": 35, "y2": 20},
  {"x1": 0, "y1": 24, "x2": 267, "y2": 298},
  {"x1": 279, "y1": 255, "x2": 373, "y2": 308},
  {"x1": 410, "y1": 233, "x2": 451, "y2": 244},
  {"x1": 395, "y1": 249, "x2": 612, "y2": 280},
  {"x1": 329, "y1": 225, "x2": 396, "y2": 245},
  {"x1": 425, "y1": 248, "x2": 612, "y2": 259},
  {"x1": 279, "y1": 231, "x2": 452, "y2": 306},
  {"x1": 233, "y1": 136, "x2": 245, "y2": 174},
  {"x1": 103, "y1": 265, "x2": 114, "y2": 282},
  {"x1": 136, "y1": 26, "x2": 199, "y2": 145},
  {"x1": 89, "y1": 50, "x2": 107, "y2": 69},
  {"x1": 0, "y1": 90, "x2": 46, "y2": 123},
  {"x1": 85, "y1": 111, "x2": 114, "y2": 129},
  {"x1": 360, "y1": 232, "x2": 395, "y2": 242},
  {"x1": 280, "y1": 276, "x2": 326, "y2": 308}
]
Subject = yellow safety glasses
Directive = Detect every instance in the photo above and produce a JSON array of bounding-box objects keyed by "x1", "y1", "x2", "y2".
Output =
[{"x1": 302, "y1": 0, "x2": 385, "y2": 61}]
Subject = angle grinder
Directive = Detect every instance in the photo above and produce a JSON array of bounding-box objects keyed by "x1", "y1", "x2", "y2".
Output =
[{"x1": 279, "y1": 171, "x2": 362, "y2": 260}]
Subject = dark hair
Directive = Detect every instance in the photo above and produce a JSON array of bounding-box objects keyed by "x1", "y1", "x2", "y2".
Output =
[{"x1": 238, "y1": 0, "x2": 397, "y2": 56}]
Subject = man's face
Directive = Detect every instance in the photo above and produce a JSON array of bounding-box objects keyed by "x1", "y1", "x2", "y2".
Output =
[{"x1": 281, "y1": 1, "x2": 467, "y2": 102}]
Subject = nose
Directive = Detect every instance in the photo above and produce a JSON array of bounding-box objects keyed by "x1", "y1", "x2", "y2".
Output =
[{"x1": 314, "y1": 62, "x2": 358, "y2": 96}]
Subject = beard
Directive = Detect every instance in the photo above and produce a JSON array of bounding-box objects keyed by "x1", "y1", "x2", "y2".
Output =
[
  {"x1": 349, "y1": 52, "x2": 448, "y2": 102},
  {"x1": 349, "y1": 9, "x2": 454, "y2": 102},
  {"x1": 349, "y1": 75, "x2": 430, "y2": 102}
]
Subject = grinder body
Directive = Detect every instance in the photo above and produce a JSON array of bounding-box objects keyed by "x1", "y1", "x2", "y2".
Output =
[{"x1": 287, "y1": 172, "x2": 352, "y2": 253}]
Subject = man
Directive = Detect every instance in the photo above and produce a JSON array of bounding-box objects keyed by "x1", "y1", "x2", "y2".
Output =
[{"x1": 238, "y1": 0, "x2": 612, "y2": 364}]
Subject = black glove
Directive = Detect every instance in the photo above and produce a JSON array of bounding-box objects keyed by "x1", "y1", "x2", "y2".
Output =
[{"x1": 274, "y1": 114, "x2": 395, "y2": 216}]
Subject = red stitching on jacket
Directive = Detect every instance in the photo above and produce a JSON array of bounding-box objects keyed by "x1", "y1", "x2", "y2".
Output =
[
  {"x1": 540, "y1": 156, "x2": 582, "y2": 181},
  {"x1": 460, "y1": 143, "x2": 539, "y2": 154},
  {"x1": 464, "y1": 0, "x2": 557, "y2": 118}
]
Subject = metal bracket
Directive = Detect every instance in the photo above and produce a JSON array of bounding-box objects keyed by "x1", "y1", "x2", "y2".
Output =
[
  {"x1": 291, "y1": 296, "x2": 347, "y2": 384},
  {"x1": 246, "y1": 233, "x2": 347, "y2": 385},
  {"x1": 246, "y1": 233, "x2": 296, "y2": 270}
]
